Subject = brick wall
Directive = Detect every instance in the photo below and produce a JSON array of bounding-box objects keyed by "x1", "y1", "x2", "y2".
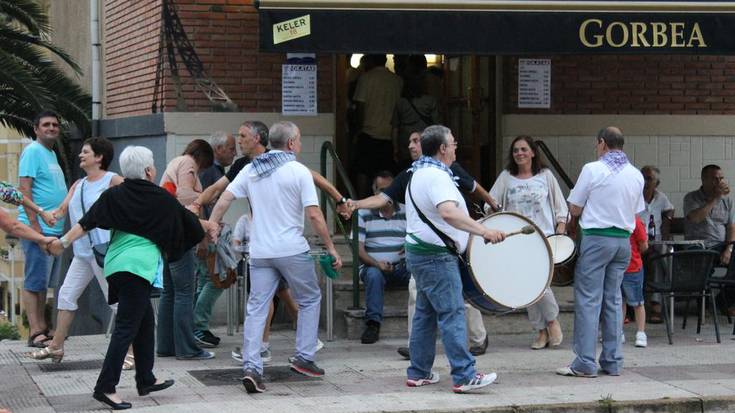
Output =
[
  {"x1": 104, "y1": 0, "x2": 334, "y2": 118},
  {"x1": 505, "y1": 55, "x2": 735, "y2": 115},
  {"x1": 104, "y1": 0, "x2": 161, "y2": 117}
]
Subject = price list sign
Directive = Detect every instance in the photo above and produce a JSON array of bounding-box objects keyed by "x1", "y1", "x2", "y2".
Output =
[
  {"x1": 282, "y1": 64, "x2": 317, "y2": 116},
  {"x1": 518, "y1": 59, "x2": 551, "y2": 109}
]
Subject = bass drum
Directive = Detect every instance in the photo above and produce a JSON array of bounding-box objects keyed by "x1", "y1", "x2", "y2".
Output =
[
  {"x1": 464, "y1": 212, "x2": 553, "y2": 314},
  {"x1": 547, "y1": 234, "x2": 577, "y2": 286}
]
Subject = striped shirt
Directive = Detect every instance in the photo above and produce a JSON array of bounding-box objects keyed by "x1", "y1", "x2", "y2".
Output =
[{"x1": 357, "y1": 204, "x2": 407, "y2": 264}]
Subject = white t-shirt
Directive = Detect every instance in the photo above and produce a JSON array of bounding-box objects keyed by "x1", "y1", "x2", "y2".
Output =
[
  {"x1": 639, "y1": 190, "x2": 674, "y2": 241},
  {"x1": 404, "y1": 167, "x2": 470, "y2": 253},
  {"x1": 232, "y1": 214, "x2": 251, "y2": 245},
  {"x1": 226, "y1": 159, "x2": 319, "y2": 259},
  {"x1": 492, "y1": 173, "x2": 555, "y2": 236},
  {"x1": 568, "y1": 160, "x2": 644, "y2": 232}
]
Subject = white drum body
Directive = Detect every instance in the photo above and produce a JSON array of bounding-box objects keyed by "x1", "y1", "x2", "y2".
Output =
[
  {"x1": 465, "y1": 212, "x2": 553, "y2": 310},
  {"x1": 547, "y1": 234, "x2": 576, "y2": 265}
]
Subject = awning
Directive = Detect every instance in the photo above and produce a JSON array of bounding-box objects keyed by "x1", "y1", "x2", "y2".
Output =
[{"x1": 256, "y1": 1, "x2": 735, "y2": 54}]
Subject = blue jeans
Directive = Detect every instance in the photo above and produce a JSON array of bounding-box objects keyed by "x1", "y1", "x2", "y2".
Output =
[
  {"x1": 156, "y1": 249, "x2": 202, "y2": 357},
  {"x1": 360, "y1": 261, "x2": 410, "y2": 324},
  {"x1": 406, "y1": 251, "x2": 476, "y2": 385},
  {"x1": 570, "y1": 235, "x2": 630, "y2": 375},
  {"x1": 193, "y1": 255, "x2": 224, "y2": 332},
  {"x1": 244, "y1": 252, "x2": 321, "y2": 374}
]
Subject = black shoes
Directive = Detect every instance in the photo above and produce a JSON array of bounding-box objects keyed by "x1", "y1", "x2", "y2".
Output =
[
  {"x1": 194, "y1": 329, "x2": 220, "y2": 348},
  {"x1": 469, "y1": 335, "x2": 489, "y2": 356},
  {"x1": 397, "y1": 347, "x2": 410, "y2": 360},
  {"x1": 93, "y1": 392, "x2": 132, "y2": 410},
  {"x1": 361, "y1": 321, "x2": 380, "y2": 344},
  {"x1": 137, "y1": 379, "x2": 175, "y2": 396}
]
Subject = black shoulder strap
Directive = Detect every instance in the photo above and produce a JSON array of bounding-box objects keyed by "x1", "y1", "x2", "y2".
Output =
[{"x1": 407, "y1": 173, "x2": 460, "y2": 256}]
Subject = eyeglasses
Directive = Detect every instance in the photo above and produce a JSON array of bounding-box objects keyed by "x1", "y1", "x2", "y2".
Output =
[{"x1": 445, "y1": 142, "x2": 458, "y2": 147}]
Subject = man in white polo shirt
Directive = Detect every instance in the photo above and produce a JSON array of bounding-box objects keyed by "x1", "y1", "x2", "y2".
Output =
[
  {"x1": 557, "y1": 126, "x2": 644, "y2": 378},
  {"x1": 208, "y1": 121, "x2": 342, "y2": 393}
]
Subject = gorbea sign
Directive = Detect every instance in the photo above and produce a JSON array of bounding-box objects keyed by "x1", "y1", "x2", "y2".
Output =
[{"x1": 579, "y1": 19, "x2": 707, "y2": 49}]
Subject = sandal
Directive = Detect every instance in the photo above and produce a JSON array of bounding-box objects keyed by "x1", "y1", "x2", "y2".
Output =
[
  {"x1": 29, "y1": 346, "x2": 64, "y2": 363},
  {"x1": 27, "y1": 331, "x2": 51, "y2": 348},
  {"x1": 122, "y1": 353, "x2": 135, "y2": 370}
]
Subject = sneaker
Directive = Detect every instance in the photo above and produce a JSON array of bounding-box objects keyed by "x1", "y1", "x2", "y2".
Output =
[
  {"x1": 361, "y1": 321, "x2": 380, "y2": 344},
  {"x1": 635, "y1": 331, "x2": 647, "y2": 348},
  {"x1": 469, "y1": 335, "x2": 489, "y2": 356},
  {"x1": 193, "y1": 330, "x2": 217, "y2": 348},
  {"x1": 260, "y1": 347, "x2": 272, "y2": 365},
  {"x1": 406, "y1": 372, "x2": 440, "y2": 387},
  {"x1": 242, "y1": 368, "x2": 266, "y2": 393},
  {"x1": 452, "y1": 372, "x2": 497, "y2": 393},
  {"x1": 290, "y1": 356, "x2": 325, "y2": 377},
  {"x1": 397, "y1": 347, "x2": 410, "y2": 360},
  {"x1": 202, "y1": 330, "x2": 221, "y2": 345},
  {"x1": 232, "y1": 347, "x2": 243, "y2": 363},
  {"x1": 176, "y1": 350, "x2": 215, "y2": 361},
  {"x1": 555, "y1": 366, "x2": 597, "y2": 378},
  {"x1": 316, "y1": 338, "x2": 324, "y2": 352},
  {"x1": 621, "y1": 333, "x2": 626, "y2": 344}
]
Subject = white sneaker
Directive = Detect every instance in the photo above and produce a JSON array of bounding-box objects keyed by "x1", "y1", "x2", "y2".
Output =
[
  {"x1": 406, "y1": 372, "x2": 440, "y2": 387},
  {"x1": 316, "y1": 339, "x2": 324, "y2": 352},
  {"x1": 452, "y1": 372, "x2": 497, "y2": 393},
  {"x1": 635, "y1": 331, "x2": 647, "y2": 348},
  {"x1": 231, "y1": 347, "x2": 243, "y2": 363},
  {"x1": 260, "y1": 347, "x2": 272, "y2": 365}
]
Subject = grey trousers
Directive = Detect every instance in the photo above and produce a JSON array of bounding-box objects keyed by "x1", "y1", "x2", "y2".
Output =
[
  {"x1": 570, "y1": 235, "x2": 630, "y2": 375},
  {"x1": 527, "y1": 287, "x2": 560, "y2": 331},
  {"x1": 407, "y1": 276, "x2": 487, "y2": 346}
]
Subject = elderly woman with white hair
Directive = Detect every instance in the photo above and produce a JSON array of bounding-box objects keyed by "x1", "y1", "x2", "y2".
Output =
[{"x1": 49, "y1": 146, "x2": 218, "y2": 410}]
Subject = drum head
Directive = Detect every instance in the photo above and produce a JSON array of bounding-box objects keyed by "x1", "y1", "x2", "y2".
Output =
[
  {"x1": 467, "y1": 212, "x2": 552, "y2": 309},
  {"x1": 547, "y1": 234, "x2": 576, "y2": 265}
]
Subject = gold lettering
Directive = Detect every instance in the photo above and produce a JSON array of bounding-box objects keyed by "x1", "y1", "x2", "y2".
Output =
[
  {"x1": 606, "y1": 22, "x2": 629, "y2": 48},
  {"x1": 630, "y1": 22, "x2": 649, "y2": 47},
  {"x1": 688, "y1": 23, "x2": 707, "y2": 47},
  {"x1": 652, "y1": 22, "x2": 668, "y2": 47},
  {"x1": 579, "y1": 19, "x2": 603, "y2": 48},
  {"x1": 670, "y1": 22, "x2": 685, "y2": 47}
]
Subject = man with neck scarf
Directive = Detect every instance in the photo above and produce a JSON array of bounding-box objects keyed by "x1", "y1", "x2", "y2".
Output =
[
  {"x1": 404, "y1": 125, "x2": 504, "y2": 394},
  {"x1": 557, "y1": 126, "x2": 644, "y2": 378},
  {"x1": 208, "y1": 121, "x2": 342, "y2": 394}
]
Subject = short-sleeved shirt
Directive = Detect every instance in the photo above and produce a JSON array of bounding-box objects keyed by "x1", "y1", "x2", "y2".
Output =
[
  {"x1": 567, "y1": 159, "x2": 644, "y2": 233},
  {"x1": 490, "y1": 172, "x2": 555, "y2": 236},
  {"x1": 405, "y1": 167, "x2": 470, "y2": 253},
  {"x1": 353, "y1": 66, "x2": 403, "y2": 140},
  {"x1": 382, "y1": 162, "x2": 475, "y2": 205},
  {"x1": 626, "y1": 216, "x2": 648, "y2": 273},
  {"x1": 683, "y1": 188, "x2": 735, "y2": 247},
  {"x1": 357, "y1": 204, "x2": 406, "y2": 264},
  {"x1": 17, "y1": 141, "x2": 67, "y2": 234},
  {"x1": 104, "y1": 230, "x2": 163, "y2": 285},
  {"x1": 225, "y1": 156, "x2": 251, "y2": 183},
  {"x1": 226, "y1": 154, "x2": 319, "y2": 259},
  {"x1": 639, "y1": 190, "x2": 674, "y2": 241}
]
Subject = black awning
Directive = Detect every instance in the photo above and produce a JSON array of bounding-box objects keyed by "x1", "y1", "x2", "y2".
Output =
[{"x1": 257, "y1": 1, "x2": 735, "y2": 54}]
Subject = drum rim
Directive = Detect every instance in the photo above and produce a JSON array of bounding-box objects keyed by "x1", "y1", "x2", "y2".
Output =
[{"x1": 466, "y1": 211, "x2": 553, "y2": 310}]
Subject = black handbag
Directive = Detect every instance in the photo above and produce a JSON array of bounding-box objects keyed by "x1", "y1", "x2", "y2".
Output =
[{"x1": 80, "y1": 180, "x2": 109, "y2": 267}]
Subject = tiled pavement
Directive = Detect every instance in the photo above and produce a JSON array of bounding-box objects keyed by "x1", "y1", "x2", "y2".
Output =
[{"x1": 2, "y1": 314, "x2": 735, "y2": 412}]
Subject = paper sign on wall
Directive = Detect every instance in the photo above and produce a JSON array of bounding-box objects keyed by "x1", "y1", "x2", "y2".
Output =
[
  {"x1": 282, "y1": 63, "x2": 317, "y2": 116},
  {"x1": 518, "y1": 59, "x2": 551, "y2": 109}
]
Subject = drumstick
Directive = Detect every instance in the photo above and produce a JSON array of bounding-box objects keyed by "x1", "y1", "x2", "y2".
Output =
[{"x1": 505, "y1": 225, "x2": 536, "y2": 237}]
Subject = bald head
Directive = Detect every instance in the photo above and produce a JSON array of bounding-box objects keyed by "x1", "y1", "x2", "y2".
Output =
[{"x1": 597, "y1": 126, "x2": 624, "y2": 150}]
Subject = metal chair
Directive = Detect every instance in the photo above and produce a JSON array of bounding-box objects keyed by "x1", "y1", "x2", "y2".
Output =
[
  {"x1": 707, "y1": 247, "x2": 735, "y2": 335},
  {"x1": 646, "y1": 249, "x2": 720, "y2": 344}
]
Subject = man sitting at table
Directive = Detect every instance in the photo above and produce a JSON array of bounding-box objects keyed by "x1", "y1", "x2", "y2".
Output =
[{"x1": 683, "y1": 164, "x2": 735, "y2": 316}]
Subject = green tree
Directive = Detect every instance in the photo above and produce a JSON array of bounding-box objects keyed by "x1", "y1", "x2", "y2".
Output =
[{"x1": 0, "y1": 0, "x2": 91, "y2": 137}]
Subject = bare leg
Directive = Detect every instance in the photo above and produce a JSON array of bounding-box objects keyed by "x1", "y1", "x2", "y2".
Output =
[
  {"x1": 276, "y1": 289, "x2": 299, "y2": 320},
  {"x1": 24, "y1": 290, "x2": 48, "y2": 341},
  {"x1": 49, "y1": 310, "x2": 75, "y2": 350},
  {"x1": 634, "y1": 305, "x2": 646, "y2": 333}
]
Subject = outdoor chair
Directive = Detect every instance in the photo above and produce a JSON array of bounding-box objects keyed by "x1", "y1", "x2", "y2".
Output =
[
  {"x1": 646, "y1": 249, "x2": 720, "y2": 344},
  {"x1": 706, "y1": 243, "x2": 735, "y2": 335}
]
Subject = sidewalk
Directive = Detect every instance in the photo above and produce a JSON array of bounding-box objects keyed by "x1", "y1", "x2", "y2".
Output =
[{"x1": 1, "y1": 314, "x2": 735, "y2": 412}]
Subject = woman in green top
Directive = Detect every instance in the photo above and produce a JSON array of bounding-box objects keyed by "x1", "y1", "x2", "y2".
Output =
[{"x1": 49, "y1": 146, "x2": 217, "y2": 410}]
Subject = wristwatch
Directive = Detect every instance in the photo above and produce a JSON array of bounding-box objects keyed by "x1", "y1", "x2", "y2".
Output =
[
  {"x1": 336, "y1": 196, "x2": 348, "y2": 206},
  {"x1": 60, "y1": 236, "x2": 70, "y2": 249}
]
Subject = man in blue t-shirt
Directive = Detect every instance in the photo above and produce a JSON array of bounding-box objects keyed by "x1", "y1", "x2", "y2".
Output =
[{"x1": 18, "y1": 110, "x2": 67, "y2": 348}]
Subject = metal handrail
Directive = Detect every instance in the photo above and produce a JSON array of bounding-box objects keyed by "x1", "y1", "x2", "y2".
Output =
[
  {"x1": 320, "y1": 141, "x2": 360, "y2": 309},
  {"x1": 536, "y1": 140, "x2": 575, "y2": 189}
]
